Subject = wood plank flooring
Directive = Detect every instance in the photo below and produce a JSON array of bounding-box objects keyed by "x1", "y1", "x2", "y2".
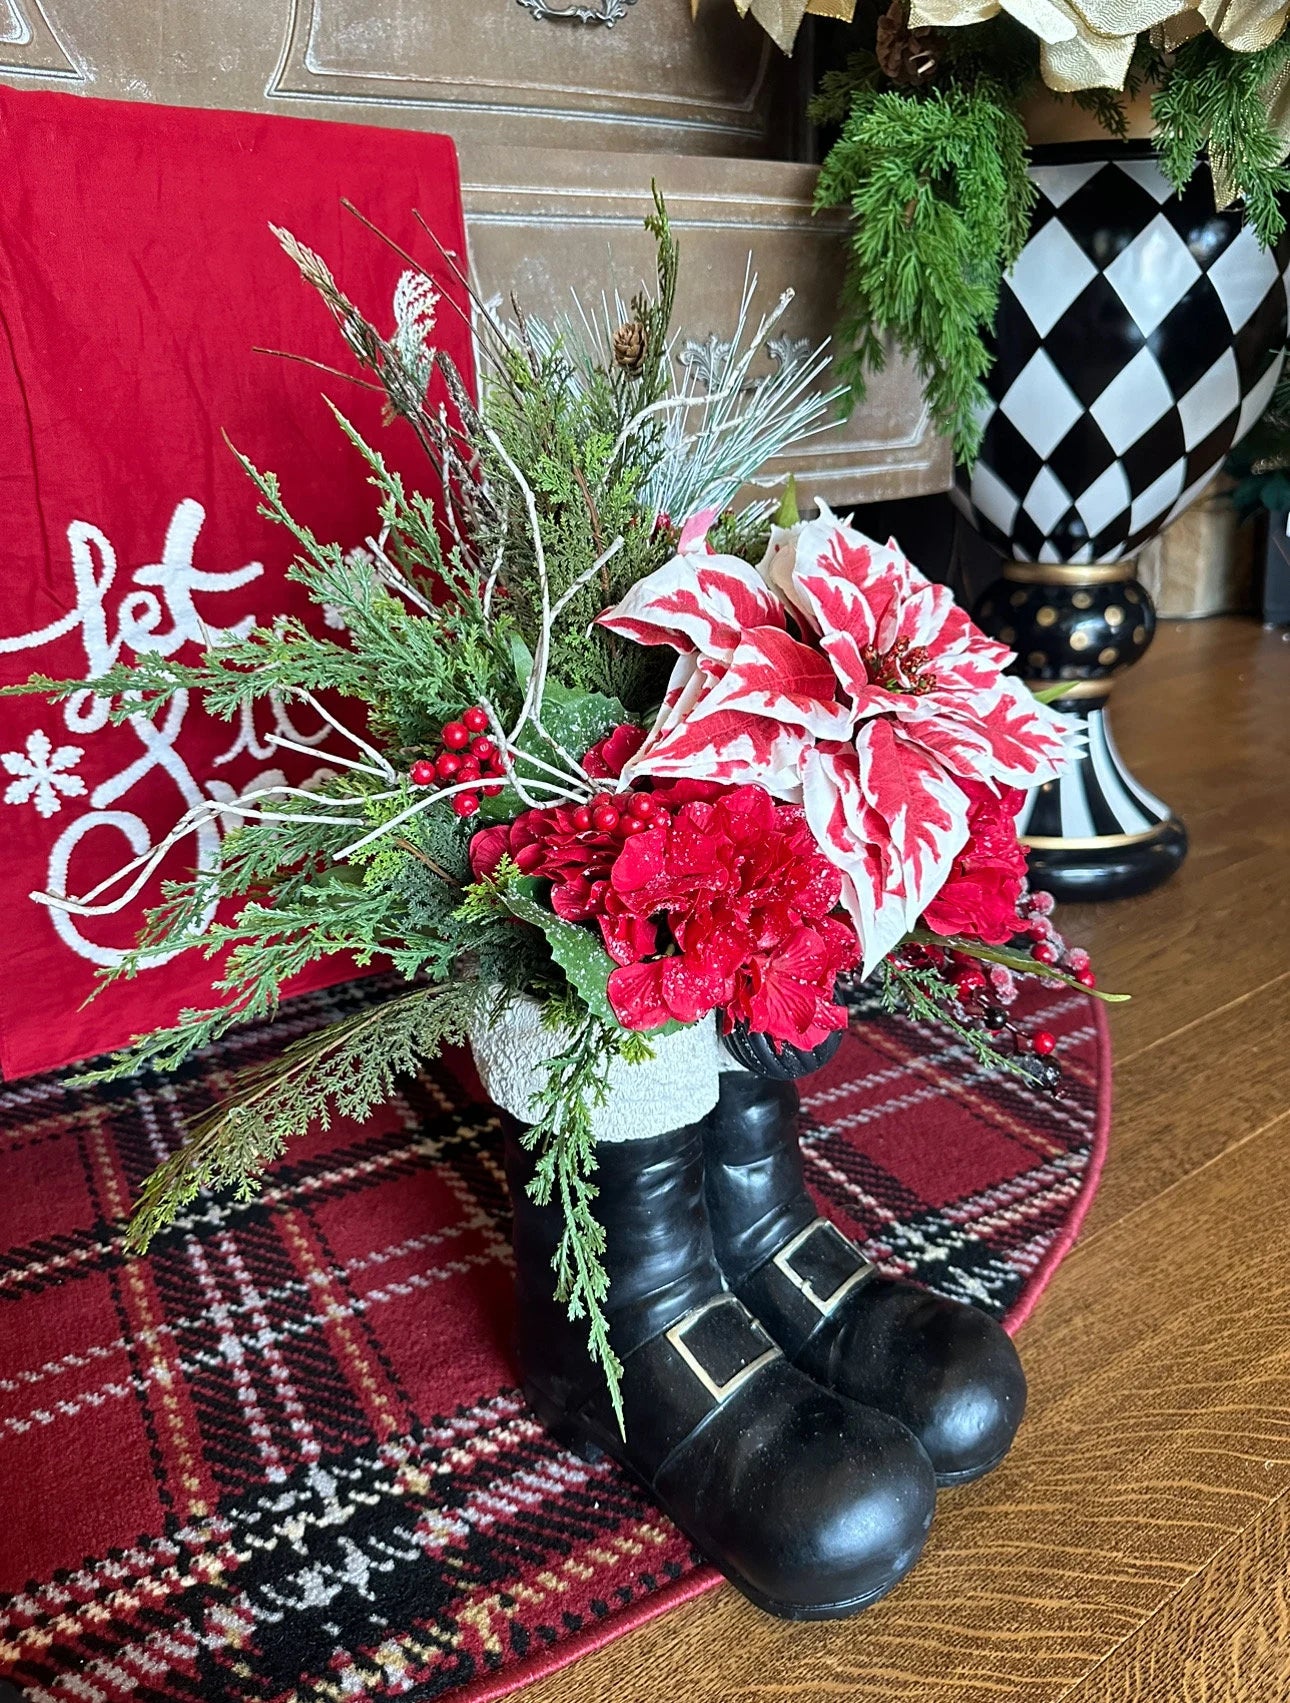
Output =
[{"x1": 523, "y1": 615, "x2": 1290, "y2": 1703}]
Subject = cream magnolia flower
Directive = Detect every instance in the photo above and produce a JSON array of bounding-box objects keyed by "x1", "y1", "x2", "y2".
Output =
[
  {"x1": 908, "y1": 0, "x2": 1290, "y2": 90},
  {"x1": 694, "y1": 0, "x2": 857, "y2": 56}
]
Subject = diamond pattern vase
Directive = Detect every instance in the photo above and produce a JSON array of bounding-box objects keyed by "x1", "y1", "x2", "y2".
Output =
[{"x1": 958, "y1": 145, "x2": 1290, "y2": 899}]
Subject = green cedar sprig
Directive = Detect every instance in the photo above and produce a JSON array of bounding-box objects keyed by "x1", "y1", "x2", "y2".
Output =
[
  {"x1": 814, "y1": 78, "x2": 1035, "y2": 463},
  {"x1": 1154, "y1": 34, "x2": 1290, "y2": 247},
  {"x1": 122, "y1": 981, "x2": 480, "y2": 1253}
]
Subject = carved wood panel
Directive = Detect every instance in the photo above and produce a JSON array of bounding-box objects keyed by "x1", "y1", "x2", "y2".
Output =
[
  {"x1": 463, "y1": 149, "x2": 951, "y2": 502},
  {"x1": 1, "y1": 0, "x2": 780, "y2": 156}
]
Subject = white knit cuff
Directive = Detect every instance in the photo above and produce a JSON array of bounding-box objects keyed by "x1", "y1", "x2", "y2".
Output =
[{"x1": 468, "y1": 995, "x2": 722, "y2": 1142}]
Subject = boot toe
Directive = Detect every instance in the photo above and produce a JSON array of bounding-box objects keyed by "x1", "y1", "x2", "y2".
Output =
[
  {"x1": 828, "y1": 1287, "x2": 1027, "y2": 1485},
  {"x1": 660, "y1": 1367, "x2": 936, "y2": 1617}
]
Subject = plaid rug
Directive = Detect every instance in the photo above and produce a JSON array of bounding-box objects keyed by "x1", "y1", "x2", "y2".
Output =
[{"x1": 0, "y1": 979, "x2": 1110, "y2": 1703}]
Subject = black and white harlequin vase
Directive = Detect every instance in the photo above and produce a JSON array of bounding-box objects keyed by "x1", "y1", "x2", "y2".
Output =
[{"x1": 959, "y1": 145, "x2": 1290, "y2": 900}]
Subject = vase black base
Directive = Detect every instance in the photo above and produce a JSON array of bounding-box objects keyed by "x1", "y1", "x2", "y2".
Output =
[
  {"x1": 1025, "y1": 817, "x2": 1188, "y2": 902},
  {"x1": 972, "y1": 562, "x2": 1188, "y2": 904}
]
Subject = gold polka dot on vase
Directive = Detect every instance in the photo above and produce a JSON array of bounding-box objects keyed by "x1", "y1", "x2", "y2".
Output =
[
  {"x1": 1098, "y1": 646, "x2": 1118, "y2": 666},
  {"x1": 1072, "y1": 591, "x2": 1092, "y2": 609},
  {"x1": 1011, "y1": 589, "x2": 1028, "y2": 608},
  {"x1": 1125, "y1": 587, "x2": 1140, "y2": 603},
  {"x1": 1028, "y1": 650, "x2": 1047, "y2": 670},
  {"x1": 1036, "y1": 606, "x2": 1058, "y2": 627},
  {"x1": 999, "y1": 626, "x2": 1016, "y2": 645},
  {"x1": 1070, "y1": 628, "x2": 1091, "y2": 650},
  {"x1": 1132, "y1": 624, "x2": 1147, "y2": 644},
  {"x1": 1105, "y1": 605, "x2": 1124, "y2": 627}
]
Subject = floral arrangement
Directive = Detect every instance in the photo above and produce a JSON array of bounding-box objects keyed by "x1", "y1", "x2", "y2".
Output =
[
  {"x1": 18, "y1": 193, "x2": 1114, "y2": 1412},
  {"x1": 724, "y1": 0, "x2": 1290, "y2": 459}
]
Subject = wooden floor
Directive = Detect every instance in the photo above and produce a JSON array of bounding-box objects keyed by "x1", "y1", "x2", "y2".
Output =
[{"x1": 526, "y1": 616, "x2": 1290, "y2": 1703}]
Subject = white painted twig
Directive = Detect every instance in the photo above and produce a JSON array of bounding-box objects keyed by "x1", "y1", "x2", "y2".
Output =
[
  {"x1": 32, "y1": 787, "x2": 377, "y2": 919},
  {"x1": 295, "y1": 691, "x2": 396, "y2": 779},
  {"x1": 265, "y1": 731, "x2": 388, "y2": 778}
]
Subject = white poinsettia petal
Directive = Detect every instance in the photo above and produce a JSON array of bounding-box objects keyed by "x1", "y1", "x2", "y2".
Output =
[
  {"x1": 691, "y1": 625, "x2": 854, "y2": 740},
  {"x1": 924, "y1": 679, "x2": 1078, "y2": 788},
  {"x1": 622, "y1": 653, "x2": 711, "y2": 779},
  {"x1": 676, "y1": 507, "x2": 719, "y2": 552},
  {"x1": 596, "y1": 549, "x2": 784, "y2": 661},
  {"x1": 629, "y1": 704, "x2": 809, "y2": 799},
  {"x1": 854, "y1": 718, "x2": 969, "y2": 925},
  {"x1": 800, "y1": 745, "x2": 906, "y2": 976}
]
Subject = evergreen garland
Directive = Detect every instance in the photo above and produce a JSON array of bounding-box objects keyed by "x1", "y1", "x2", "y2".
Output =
[
  {"x1": 814, "y1": 74, "x2": 1034, "y2": 462},
  {"x1": 1153, "y1": 34, "x2": 1290, "y2": 246}
]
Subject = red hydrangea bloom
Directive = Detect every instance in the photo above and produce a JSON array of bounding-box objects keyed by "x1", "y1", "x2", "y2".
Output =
[
  {"x1": 604, "y1": 785, "x2": 858, "y2": 1049},
  {"x1": 921, "y1": 781, "x2": 1028, "y2": 946}
]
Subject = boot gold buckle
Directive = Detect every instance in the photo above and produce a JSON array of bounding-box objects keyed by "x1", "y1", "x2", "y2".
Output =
[
  {"x1": 664, "y1": 1296, "x2": 780, "y2": 1405},
  {"x1": 771, "y1": 1220, "x2": 873, "y2": 1317}
]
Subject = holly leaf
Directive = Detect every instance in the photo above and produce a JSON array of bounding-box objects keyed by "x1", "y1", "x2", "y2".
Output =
[
  {"x1": 535, "y1": 680, "x2": 627, "y2": 761},
  {"x1": 494, "y1": 875, "x2": 619, "y2": 1027}
]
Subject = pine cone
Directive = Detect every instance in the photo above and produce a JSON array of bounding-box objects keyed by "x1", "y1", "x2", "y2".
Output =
[
  {"x1": 612, "y1": 320, "x2": 647, "y2": 375},
  {"x1": 876, "y1": 0, "x2": 939, "y2": 88}
]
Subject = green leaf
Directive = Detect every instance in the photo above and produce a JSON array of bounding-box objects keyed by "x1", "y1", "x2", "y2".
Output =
[
  {"x1": 537, "y1": 681, "x2": 628, "y2": 761},
  {"x1": 496, "y1": 876, "x2": 619, "y2": 1027},
  {"x1": 773, "y1": 475, "x2": 800, "y2": 529},
  {"x1": 1030, "y1": 682, "x2": 1072, "y2": 704}
]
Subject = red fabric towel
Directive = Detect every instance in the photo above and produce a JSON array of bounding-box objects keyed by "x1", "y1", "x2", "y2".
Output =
[{"x1": 0, "y1": 87, "x2": 474, "y2": 1079}]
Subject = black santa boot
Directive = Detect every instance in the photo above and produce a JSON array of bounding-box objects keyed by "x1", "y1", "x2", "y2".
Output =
[
  {"x1": 505, "y1": 1115, "x2": 937, "y2": 1620},
  {"x1": 704, "y1": 1066, "x2": 1027, "y2": 1487}
]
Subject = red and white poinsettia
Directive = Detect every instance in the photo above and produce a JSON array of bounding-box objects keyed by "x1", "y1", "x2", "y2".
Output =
[{"x1": 598, "y1": 503, "x2": 1076, "y2": 973}]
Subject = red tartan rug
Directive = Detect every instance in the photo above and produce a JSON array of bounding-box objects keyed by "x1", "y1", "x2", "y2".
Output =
[{"x1": 0, "y1": 978, "x2": 1110, "y2": 1703}]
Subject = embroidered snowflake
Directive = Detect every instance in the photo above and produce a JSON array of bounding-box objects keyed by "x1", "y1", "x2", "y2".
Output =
[{"x1": 2, "y1": 730, "x2": 87, "y2": 819}]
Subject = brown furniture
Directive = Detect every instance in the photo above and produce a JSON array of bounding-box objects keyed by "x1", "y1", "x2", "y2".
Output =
[{"x1": 1, "y1": 0, "x2": 949, "y2": 504}]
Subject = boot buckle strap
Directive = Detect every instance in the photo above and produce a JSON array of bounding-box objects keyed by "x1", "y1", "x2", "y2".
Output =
[
  {"x1": 664, "y1": 1295, "x2": 780, "y2": 1405},
  {"x1": 771, "y1": 1219, "x2": 873, "y2": 1317}
]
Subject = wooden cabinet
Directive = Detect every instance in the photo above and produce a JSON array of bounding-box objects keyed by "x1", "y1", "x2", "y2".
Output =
[{"x1": 2, "y1": 0, "x2": 949, "y2": 500}]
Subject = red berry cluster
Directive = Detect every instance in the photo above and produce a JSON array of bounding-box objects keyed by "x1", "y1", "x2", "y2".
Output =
[
  {"x1": 888, "y1": 902, "x2": 1099, "y2": 1093},
  {"x1": 569, "y1": 789, "x2": 662, "y2": 838},
  {"x1": 408, "y1": 706, "x2": 505, "y2": 819}
]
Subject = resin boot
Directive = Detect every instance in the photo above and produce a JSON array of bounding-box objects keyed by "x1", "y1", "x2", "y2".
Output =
[
  {"x1": 505, "y1": 1116, "x2": 937, "y2": 1620},
  {"x1": 705, "y1": 1071, "x2": 1027, "y2": 1487}
]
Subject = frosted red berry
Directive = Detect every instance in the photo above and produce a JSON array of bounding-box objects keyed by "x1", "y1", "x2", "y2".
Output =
[
  {"x1": 1031, "y1": 941, "x2": 1058, "y2": 966},
  {"x1": 623, "y1": 816, "x2": 648, "y2": 835},
  {"x1": 410, "y1": 760, "x2": 436, "y2": 787},
  {"x1": 441, "y1": 721, "x2": 470, "y2": 751},
  {"x1": 482, "y1": 782, "x2": 503, "y2": 799},
  {"x1": 1032, "y1": 1030, "x2": 1057, "y2": 1056},
  {"x1": 592, "y1": 804, "x2": 620, "y2": 833},
  {"x1": 627, "y1": 792, "x2": 655, "y2": 819},
  {"x1": 435, "y1": 751, "x2": 462, "y2": 780},
  {"x1": 471, "y1": 736, "x2": 496, "y2": 762},
  {"x1": 463, "y1": 707, "x2": 489, "y2": 733},
  {"x1": 572, "y1": 805, "x2": 594, "y2": 832},
  {"x1": 452, "y1": 792, "x2": 480, "y2": 817},
  {"x1": 457, "y1": 758, "x2": 481, "y2": 783},
  {"x1": 1075, "y1": 967, "x2": 1097, "y2": 989}
]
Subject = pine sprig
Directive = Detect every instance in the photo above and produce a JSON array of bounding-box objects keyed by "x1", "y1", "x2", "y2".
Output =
[
  {"x1": 1154, "y1": 34, "x2": 1290, "y2": 247},
  {"x1": 815, "y1": 79, "x2": 1036, "y2": 463},
  {"x1": 876, "y1": 958, "x2": 1033, "y2": 1080},
  {"x1": 124, "y1": 981, "x2": 479, "y2": 1252}
]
